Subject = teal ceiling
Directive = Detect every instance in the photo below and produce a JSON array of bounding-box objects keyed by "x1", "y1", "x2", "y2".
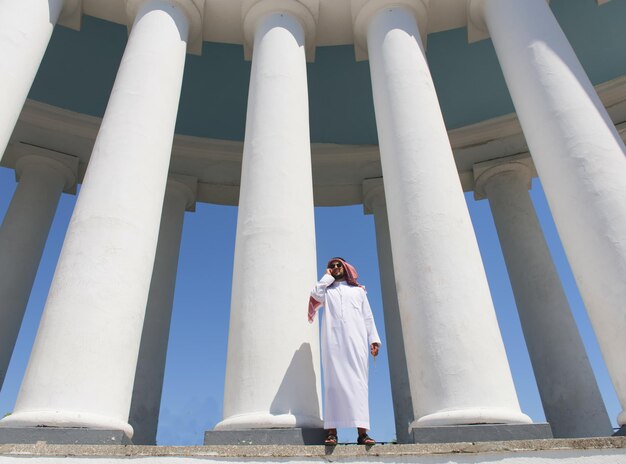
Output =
[{"x1": 28, "y1": 0, "x2": 626, "y2": 145}]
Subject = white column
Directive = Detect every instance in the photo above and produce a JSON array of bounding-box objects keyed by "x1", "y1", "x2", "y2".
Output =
[
  {"x1": 355, "y1": 3, "x2": 530, "y2": 427},
  {"x1": 474, "y1": 159, "x2": 613, "y2": 438},
  {"x1": 0, "y1": 153, "x2": 76, "y2": 390},
  {"x1": 472, "y1": 0, "x2": 626, "y2": 428},
  {"x1": 0, "y1": 0, "x2": 198, "y2": 438},
  {"x1": 363, "y1": 178, "x2": 413, "y2": 443},
  {"x1": 216, "y1": 4, "x2": 322, "y2": 430},
  {"x1": 129, "y1": 176, "x2": 196, "y2": 445},
  {"x1": 0, "y1": 0, "x2": 72, "y2": 160}
]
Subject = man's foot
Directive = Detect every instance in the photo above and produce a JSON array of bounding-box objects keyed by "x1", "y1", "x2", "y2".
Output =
[
  {"x1": 324, "y1": 433, "x2": 338, "y2": 446},
  {"x1": 357, "y1": 433, "x2": 375, "y2": 445}
]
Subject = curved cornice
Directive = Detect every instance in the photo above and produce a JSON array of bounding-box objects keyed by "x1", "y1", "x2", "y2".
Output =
[
  {"x1": 4, "y1": 74, "x2": 626, "y2": 207},
  {"x1": 80, "y1": 0, "x2": 470, "y2": 49}
]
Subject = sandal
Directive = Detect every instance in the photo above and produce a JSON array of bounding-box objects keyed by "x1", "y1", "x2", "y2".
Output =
[
  {"x1": 357, "y1": 433, "x2": 376, "y2": 445},
  {"x1": 324, "y1": 433, "x2": 338, "y2": 446}
]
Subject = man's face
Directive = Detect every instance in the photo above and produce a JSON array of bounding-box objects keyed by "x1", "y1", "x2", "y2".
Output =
[{"x1": 328, "y1": 261, "x2": 345, "y2": 279}]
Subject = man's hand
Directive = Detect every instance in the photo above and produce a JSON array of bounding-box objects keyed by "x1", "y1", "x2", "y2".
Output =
[
  {"x1": 326, "y1": 268, "x2": 332, "y2": 275},
  {"x1": 370, "y1": 343, "x2": 380, "y2": 357}
]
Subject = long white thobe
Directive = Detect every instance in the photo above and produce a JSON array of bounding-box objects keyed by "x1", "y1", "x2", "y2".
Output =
[{"x1": 311, "y1": 274, "x2": 381, "y2": 429}]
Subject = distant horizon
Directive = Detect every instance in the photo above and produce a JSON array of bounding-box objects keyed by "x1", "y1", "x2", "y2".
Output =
[{"x1": 0, "y1": 166, "x2": 621, "y2": 444}]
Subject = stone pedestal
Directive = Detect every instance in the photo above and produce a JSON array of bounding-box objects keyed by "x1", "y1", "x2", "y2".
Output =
[
  {"x1": 0, "y1": 428, "x2": 131, "y2": 445},
  {"x1": 411, "y1": 423, "x2": 553, "y2": 444},
  {"x1": 204, "y1": 428, "x2": 325, "y2": 446}
]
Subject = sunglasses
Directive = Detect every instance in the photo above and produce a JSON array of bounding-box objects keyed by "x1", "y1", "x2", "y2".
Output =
[{"x1": 328, "y1": 263, "x2": 344, "y2": 269}]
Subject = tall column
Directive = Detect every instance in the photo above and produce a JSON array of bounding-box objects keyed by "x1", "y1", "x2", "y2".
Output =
[
  {"x1": 0, "y1": 0, "x2": 79, "y2": 160},
  {"x1": 363, "y1": 178, "x2": 413, "y2": 443},
  {"x1": 471, "y1": 0, "x2": 626, "y2": 428},
  {"x1": 0, "y1": 0, "x2": 200, "y2": 438},
  {"x1": 0, "y1": 152, "x2": 77, "y2": 391},
  {"x1": 129, "y1": 176, "x2": 196, "y2": 445},
  {"x1": 216, "y1": 1, "x2": 322, "y2": 430},
  {"x1": 474, "y1": 158, "x2": 613, "y2": 438},
  {"x1": 354, "y1": 2, "x2": 530, "y2": 428}
]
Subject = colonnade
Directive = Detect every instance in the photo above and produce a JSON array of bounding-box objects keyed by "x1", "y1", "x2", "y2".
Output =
[{"x1": 0, "y1": 0, "x2": 624, "y2": 445}]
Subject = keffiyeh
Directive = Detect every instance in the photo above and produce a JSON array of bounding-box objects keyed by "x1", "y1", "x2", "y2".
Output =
[{"x1": 308, "y1": 258, "x2": 364, "y2": 323}]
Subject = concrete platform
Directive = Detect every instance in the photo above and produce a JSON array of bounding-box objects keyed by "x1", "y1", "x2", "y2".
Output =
[
  {"x1": 0, "y1": 427, "x2": 131, "y2": 445},
  {"x1": 411, "y1": 423, "x2": 553, "y2": 444},
  {"x1": 0, "y1": 437, "x2": 625, "y2": 463},
  {"x1": 204, "y1": 428, "x2": 326, "y2": 445}
]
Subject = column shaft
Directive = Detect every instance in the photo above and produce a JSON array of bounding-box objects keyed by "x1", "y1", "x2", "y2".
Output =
[
  {"x1": 364, "y1": 181, "x2": 413, "y2": 443},
  {"x1": 217, "y1": 11, "x2": 322, "y2": 430},
  {"x1": 0, "y1": 0, "x2": 65, "y2": 160},
  {"x1": 479, "y1": 0, "x2": 626, "y2": 426},
  {"x1": 366, "y1": 6, "x2": 530, "y2": 427},
  {"x1": 0, "y1": 157, "x2": 72, "y2": 390},
  {"x1": 0, "y1": 0, "x2": 190, "y2": 438},
  {"x1": 129, "y1": 179, "x2": 192, "y2": 445},
  {"x1": 479, "y1": 165, "x2": 612, "y2": 438}
]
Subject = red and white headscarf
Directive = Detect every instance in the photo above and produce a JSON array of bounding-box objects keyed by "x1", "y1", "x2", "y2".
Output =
[{"x1": 308, "y1": 258, "x2": 363, "y2": 323}]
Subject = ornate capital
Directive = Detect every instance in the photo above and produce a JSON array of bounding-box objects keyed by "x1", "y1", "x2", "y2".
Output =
[
  {"x1": 14, "y1": 145, "x2": 79, "y2": 194},
  {"x1": 473, "y1": 154, "x2": 535, "y2": 200},
  {"x1": 126, "y1": 0, "x2": 205, "y2": 55},
  {"x1": 58, "y1": 0, "x2": 83, "y2": 31},
  {"x1": 351, "y1": 0, "x2": 428, "y2": 61},
  {"x1": 242, "y1": 0, "x2": 319, "y2": 62},
  {"x1": 167, "y1": 174, "x2": 198, "y2": 212},
  {"x1": 362, "y1": 177, "x2": 386, "y2": 215},
  {"x1": 467, "y1": 0, "x2": 490, "y2": 44}
]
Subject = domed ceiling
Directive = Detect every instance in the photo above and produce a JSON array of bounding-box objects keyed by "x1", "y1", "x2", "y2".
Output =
[{"x1": 28, "y1": 0, "x2": 626, "y2": 145}]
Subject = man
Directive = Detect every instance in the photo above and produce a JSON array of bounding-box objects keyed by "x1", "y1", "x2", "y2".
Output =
[{"x1": 308, "y1": 257, "x2": 381, "y2": 445}]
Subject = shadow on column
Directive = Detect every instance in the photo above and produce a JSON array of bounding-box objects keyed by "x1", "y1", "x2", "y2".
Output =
[
  {"x1": 270, "y1": 343, "x2": 320, "y2": 425},
  {"x1": 204, "y1": 343, "x2": 323, "y2": 445}
]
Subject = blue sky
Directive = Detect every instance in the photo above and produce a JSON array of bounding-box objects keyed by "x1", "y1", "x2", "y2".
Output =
[{"x1": 0, "y1": 165, "x2": 621, "y2": 444}]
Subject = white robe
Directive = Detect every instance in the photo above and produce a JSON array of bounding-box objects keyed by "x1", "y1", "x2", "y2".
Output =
[{"x1": 311, "y1": 274, "x2": 381, "y2": 429}]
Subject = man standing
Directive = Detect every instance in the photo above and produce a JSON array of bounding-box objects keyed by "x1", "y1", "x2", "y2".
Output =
[{"x1": 309, "y1": 257, "x2": 381, "y2": 445}]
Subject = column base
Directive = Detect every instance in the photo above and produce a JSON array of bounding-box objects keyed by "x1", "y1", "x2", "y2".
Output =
[
  {"x1": 204, "y1": 428, "x2": 326, "y2": 445},
  {"x1": 414, "y1": 408, "x2": 533, "y2": 427},
  {"x1": 410, "y1": 423, "x2": 553, "y2": 444},
  {"x1": 0, "y1": 410, "x2": 133, "y2": 438},
  {"x1": 215, "y1": 412, "x2": 323, "y2": 430},
  {"x1": 0, "y1": 427, "x2": 131, "y2": 445},
  {"x1": 614, "y1": 426, "x2": 626, "y2": 437}
]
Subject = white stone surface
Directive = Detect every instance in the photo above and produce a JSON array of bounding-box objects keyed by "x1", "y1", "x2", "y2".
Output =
[
  {"x1": 474, "y1": 0, "x2": 626, "y2": 427},
  {"x1": 363, "y1": 179, "x2": 413, "y2": 443},
  {"x1": 475, "y1": 160, "x2": 613, "y2": 438},
  {"x1": 364, "y1": 5, "x2": 530, "y2": 428},
  {"x1": 216, "y1": 10, "x2": 322, "y2": 430},
  {"x1": 0, "y1": 0, "x2": 65, "y2": 160},
  {"x1": 0, "y1": 455, "x2": 624, "y2": 464},
  {"x1": 129, "y1": 176, "x2": 196, "y2": 445},
  {"x1": 1, "y1": 454, "x2": 626, "y2": 464},
  {"x1": 1, "y1": 440, "x2": 626, "y2": 463},
  {"x1": 0, "y1": 0, "x2": 194, "y2": 438},
  {"x1": 0, "y1": 153, "x2": 76, "y2": 391}
]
